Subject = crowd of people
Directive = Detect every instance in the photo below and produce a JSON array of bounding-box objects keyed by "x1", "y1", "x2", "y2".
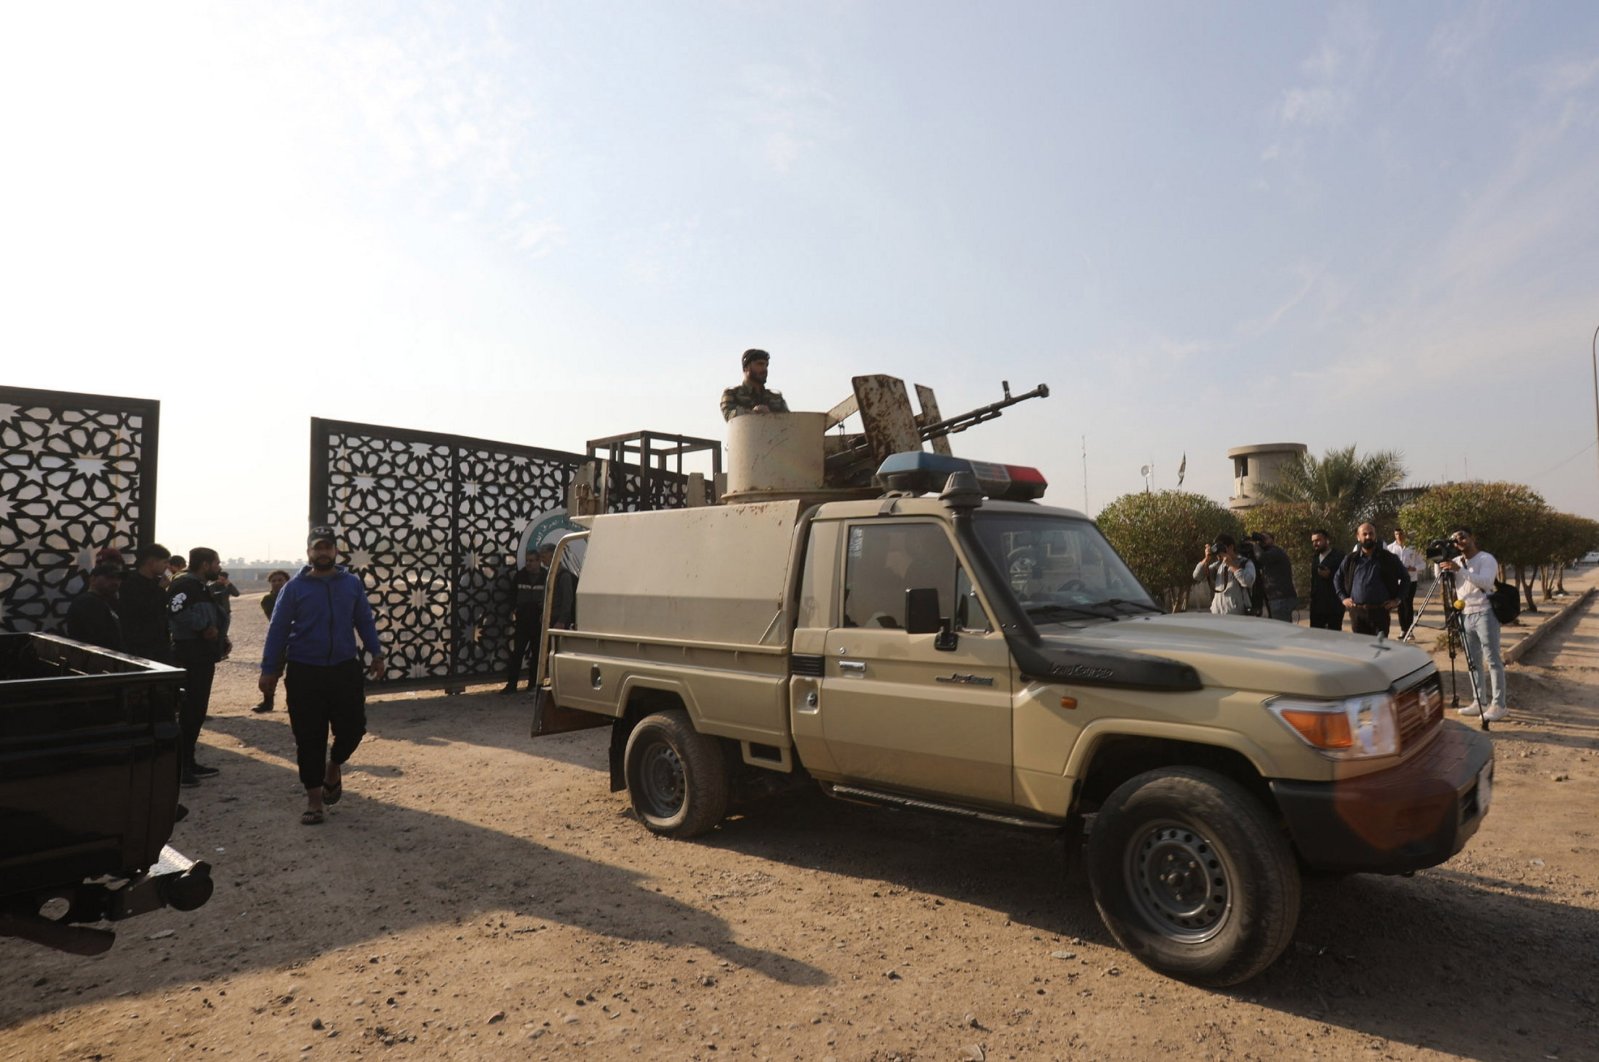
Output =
[
  {"x1": 62, "y1": 529, "x2": 385, "y2": 825},
  {"x1": 61, "y1": 526, "x2": 578, "y2": 824},
  {"x1": 1192, "y1": 523, "x2": 1509, "y2": 720}
]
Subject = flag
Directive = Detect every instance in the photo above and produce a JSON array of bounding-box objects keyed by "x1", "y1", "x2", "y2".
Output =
[{"x1": 1177, "y1": 452, "x2": 1187, "y2": 487}]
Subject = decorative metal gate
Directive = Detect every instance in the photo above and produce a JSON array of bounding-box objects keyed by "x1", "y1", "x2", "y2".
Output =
[
  {"x1": 0, "y1": 387, "x2": 159, "y2": 633},
  {"x1": 311, "y1": 418, "x2": 689, "y2": 691}
]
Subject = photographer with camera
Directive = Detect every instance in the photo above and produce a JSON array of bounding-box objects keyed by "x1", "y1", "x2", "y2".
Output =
[
  {"x1": 1193, "y1": 533, "x2": 1257, "y2": 616},
  {"x1": 1436, "y1": 527, "x2": 1507, "y2": 721},
  {"x1": 1334, "y1": 522, "x2": 1411, "y2": 637}
]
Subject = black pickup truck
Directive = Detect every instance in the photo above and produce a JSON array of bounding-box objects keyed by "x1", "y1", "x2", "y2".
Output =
[{"x1": 1, "y1": 633, "x2": 213, "y2": 955}]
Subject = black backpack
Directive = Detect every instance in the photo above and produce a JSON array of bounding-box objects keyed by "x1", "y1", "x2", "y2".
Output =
[{"x1": 1489, "y1": 580, "x2": 1521, "y2": 625}]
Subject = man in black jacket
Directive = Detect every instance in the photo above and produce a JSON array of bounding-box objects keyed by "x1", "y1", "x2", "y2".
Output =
[
  {"x1": 252, "y1": 570, "x2": 293, "y2": 713},
  {"x1": 1249, "y1": 531, "x2": 1299, "y2": 621},
  {"x1": 120, "y1": 543, "x2": 173, "y2": 662},
  {"x1": 65, "y1": 564, "x2": 125, "y2": 651},
  {"x1": 500, "y1": 546, "x2": 550, "y2": 694},
  {"x1": 1307, "y1": 529, "x2": 1346, "y2": 631},
  {"x1": 1334, "y1": 523, "x2": 1411, "y2": 637},
  {"x1": 169, "y1": 547, "x2": 229, "y2": 786}
]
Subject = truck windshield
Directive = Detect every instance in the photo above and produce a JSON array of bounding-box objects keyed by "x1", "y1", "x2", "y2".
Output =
[{"x1": 971, "y1": 512, "x2": 1158, "y2": 622}]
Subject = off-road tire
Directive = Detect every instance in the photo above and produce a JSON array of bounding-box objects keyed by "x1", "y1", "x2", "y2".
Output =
[
  {"x1": 623, "y1": 710, "x2": 729, "y2": 838},
  {"x1": 1086, "y1": 767, "x2": 1300, "y2": 987}
]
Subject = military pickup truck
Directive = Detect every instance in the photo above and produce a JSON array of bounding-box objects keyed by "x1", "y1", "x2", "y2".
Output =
[{"x1": 532, "y1": 452, "x2": 1493, "y2": 986}]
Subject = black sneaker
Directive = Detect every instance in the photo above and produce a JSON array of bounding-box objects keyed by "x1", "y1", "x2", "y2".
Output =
[
  {"x1": 251, "y1": 701, "x2": 274, "y2": 713},
  {"x1": 497, "y1": 685, "x2": 517, "y2": 695},
  {"x1": 190, "y1": 763, "x2": 220, "y2": 777},
  {"x1": 180, "y1": 772, "x2": 201, "y2": 788}
]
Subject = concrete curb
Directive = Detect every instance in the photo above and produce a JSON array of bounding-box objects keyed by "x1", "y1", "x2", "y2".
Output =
[{"x1": 1504, "y1": 586, "x2": 1596, "y2": 666}]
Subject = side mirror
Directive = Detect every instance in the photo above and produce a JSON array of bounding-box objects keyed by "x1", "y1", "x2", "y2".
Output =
[{"x1": 905, "y1": 588, "x2": 943, "y2": 635}]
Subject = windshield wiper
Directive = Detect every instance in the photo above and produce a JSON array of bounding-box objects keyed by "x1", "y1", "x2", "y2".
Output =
[
  {"x1": 1026, "y1": 604, "x2": 1120, "y2": 622},
  {"x1": 1100, "y1": 598, "x2": 1163, "y2": 615}
]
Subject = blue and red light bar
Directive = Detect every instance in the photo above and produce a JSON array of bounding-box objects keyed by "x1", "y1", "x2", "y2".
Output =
[{"x1": 875, "y1": 451, "x2": 1049, "y2": 501}]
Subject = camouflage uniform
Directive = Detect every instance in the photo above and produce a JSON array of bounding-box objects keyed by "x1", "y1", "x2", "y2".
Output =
[{"x1": 720, "y1": 383, "x2": 789, "y2": 421}]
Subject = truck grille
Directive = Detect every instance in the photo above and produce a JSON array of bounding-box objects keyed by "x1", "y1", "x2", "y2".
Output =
[{"x1": 1395, "y1": 672, "x2": 1444, "y2": 749}]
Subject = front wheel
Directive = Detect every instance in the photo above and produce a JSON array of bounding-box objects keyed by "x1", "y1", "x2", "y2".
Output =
[
  {"x1": 623, "y1": 710, "x2": 729, "y2": 838},
  {"x1": 1086, "y1": 767, "x2": 1300, "y2": 987}
]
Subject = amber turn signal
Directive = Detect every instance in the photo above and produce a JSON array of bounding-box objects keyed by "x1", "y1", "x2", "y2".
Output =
[{"x1": 1276, "y1": 708, "x2": 1354, "y2": 750}]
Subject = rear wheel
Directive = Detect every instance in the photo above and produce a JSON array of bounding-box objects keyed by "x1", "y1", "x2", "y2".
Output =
[
  {"x1": 1086, "y1": 767, "x2": 1300, "y2": 987},
  {"x1": 623, "y1": 710, "x2": 729, "y2": 838}
]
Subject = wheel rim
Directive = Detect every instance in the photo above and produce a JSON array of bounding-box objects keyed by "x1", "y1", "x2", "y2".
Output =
[
  {"x1": 1124, "y1": 819, "x2": 1232, "y2": 943},
  {"x1": 636, "y1": 739, "x2": 686, "y2": 819}
]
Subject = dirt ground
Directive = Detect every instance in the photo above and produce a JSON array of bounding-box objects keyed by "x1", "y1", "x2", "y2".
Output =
[{"x1": 4, "y1": 578, "x2": 1597, "y2": 1061}]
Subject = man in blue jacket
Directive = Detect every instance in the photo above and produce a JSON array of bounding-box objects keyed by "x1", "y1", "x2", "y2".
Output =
[{"x1": 259, "y1": 525, "x2": 384, "y2": 825}]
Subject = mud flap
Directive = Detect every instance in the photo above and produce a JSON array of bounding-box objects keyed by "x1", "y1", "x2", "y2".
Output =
[{"x1": 531, "y1": 686, "x2": 611, "y2": 738}]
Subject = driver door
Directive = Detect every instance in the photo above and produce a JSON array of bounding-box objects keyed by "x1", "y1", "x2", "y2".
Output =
[{"x1": 817, "y1": 520, "x2": 1014, "y2": 806}]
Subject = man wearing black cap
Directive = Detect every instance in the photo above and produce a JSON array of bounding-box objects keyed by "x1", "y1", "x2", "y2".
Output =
[
  {"x1": 259, "y1": 525, "x2": 384, "y2": 825},
  {"x1": 121, "y1": 543, "x2": 173, "y2": 662},
  {"x1": 65, "y1": 564, "x2": 126, "y2": 652},
  {"x1": 168, "y1": 547, "x2": 228, "y2": 786},
  {"x1": 500, "y1": 543, "x2": 552, "y2": 694},
  {"x1": 720, "y1": 348, "x2": 789, "y2": 420}
]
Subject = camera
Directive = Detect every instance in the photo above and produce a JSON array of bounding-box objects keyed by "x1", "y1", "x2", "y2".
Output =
[
  {"x1": 1426, "y1": 537, "x2": 1460, "y2": 564},
  {"x1": 1213, "y1": 538, "x2": 1259, "y2": 562}
]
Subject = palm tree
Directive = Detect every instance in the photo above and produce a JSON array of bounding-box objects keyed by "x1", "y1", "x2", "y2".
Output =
[{"x1": 1259, "y1": 446, "x2": 1408, "y2": 538}]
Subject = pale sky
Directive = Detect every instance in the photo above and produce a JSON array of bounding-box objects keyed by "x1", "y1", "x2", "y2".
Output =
[{"x1": 4, "y1": 1, "x2": 1598, "y2": 560}]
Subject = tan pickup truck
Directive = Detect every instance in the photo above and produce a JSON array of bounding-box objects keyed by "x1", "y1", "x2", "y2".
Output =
[{"x1": 533, "y1": 456, "x2": 1493, "y2": 986}]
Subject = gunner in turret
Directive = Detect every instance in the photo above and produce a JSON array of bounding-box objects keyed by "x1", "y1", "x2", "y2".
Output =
[{"x1": 720, "y1": 348, "x2": 789, "y2": 420}]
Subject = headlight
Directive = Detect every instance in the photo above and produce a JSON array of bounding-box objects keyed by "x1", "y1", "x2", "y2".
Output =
[{"x1": 1267, "y1": 693, "x2": 1399, "y2": 759}]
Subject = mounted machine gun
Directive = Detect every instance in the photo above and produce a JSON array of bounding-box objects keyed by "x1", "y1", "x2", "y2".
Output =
[{"x1": 817, "y1": 376, "x2": 1051, "y2": 490}]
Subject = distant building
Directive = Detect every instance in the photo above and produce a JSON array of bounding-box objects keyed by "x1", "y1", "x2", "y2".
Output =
[{"x1": 1227, "y1": 443, "x2": 1307, "y2": 511}]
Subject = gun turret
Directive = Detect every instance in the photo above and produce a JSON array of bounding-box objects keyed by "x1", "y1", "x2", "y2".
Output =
[{"x1": 721, "y1": 374, "x2": 1052, "y2": 503}]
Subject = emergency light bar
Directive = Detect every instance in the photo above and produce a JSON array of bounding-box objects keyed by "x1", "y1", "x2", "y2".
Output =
[{"x1": 875, "y1": 451, "x2": 1049, "y2": 501}]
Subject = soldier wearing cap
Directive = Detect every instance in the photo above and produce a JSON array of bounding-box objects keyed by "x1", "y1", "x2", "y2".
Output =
[
  {"x1": 260, "y1": 525, "x2": 384, "y2": 825},
  {"x1": 720, "y1": 348, "x2": 789, "y2": 421}
]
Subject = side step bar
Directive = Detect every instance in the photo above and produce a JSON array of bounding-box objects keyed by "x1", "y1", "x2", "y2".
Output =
[{"x1": 823, "y1": 783, "x2": 1062, "y2": 831}]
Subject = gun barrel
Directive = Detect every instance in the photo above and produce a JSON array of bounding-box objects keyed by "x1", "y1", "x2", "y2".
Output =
[{"x1": 919, "y1": 383, "x2": 1050, "y2": 440}]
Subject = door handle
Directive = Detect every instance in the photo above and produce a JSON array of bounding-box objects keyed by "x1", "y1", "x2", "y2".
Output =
[{"x1": 838, "y1": 660, "x2": 866, "y2": 675}]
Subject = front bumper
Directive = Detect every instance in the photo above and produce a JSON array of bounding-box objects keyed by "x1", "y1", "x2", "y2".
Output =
[{"x1": 1271, "y1": 722, "x2": 1494, "y2": 874}]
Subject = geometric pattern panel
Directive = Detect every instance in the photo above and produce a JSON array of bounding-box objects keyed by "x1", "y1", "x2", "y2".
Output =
[
  {"x1": 311, "y1": 419, "x2": 593, "y2": 690},
  {"x1": 0, "y1": 387, "x2": 159, "y2": 633}
]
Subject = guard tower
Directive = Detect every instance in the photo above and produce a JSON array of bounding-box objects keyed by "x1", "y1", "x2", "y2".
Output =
[{"x1": 1227, "y1": 442, "x2": 1307, "y2": 510}]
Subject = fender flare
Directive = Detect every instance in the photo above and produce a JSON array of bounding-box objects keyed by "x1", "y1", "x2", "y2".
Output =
[{"x1": 1064, "y1": 718, "x2": 1279, "y2": 784}]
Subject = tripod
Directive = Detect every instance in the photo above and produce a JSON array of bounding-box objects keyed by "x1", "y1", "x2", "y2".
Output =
[
  {"x1": 1405, "y1": 568, "x2": 1490, "y2": 732},
  {"x1": 1401, "y1": 574, "x2": 1445, "y2": 643}
]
